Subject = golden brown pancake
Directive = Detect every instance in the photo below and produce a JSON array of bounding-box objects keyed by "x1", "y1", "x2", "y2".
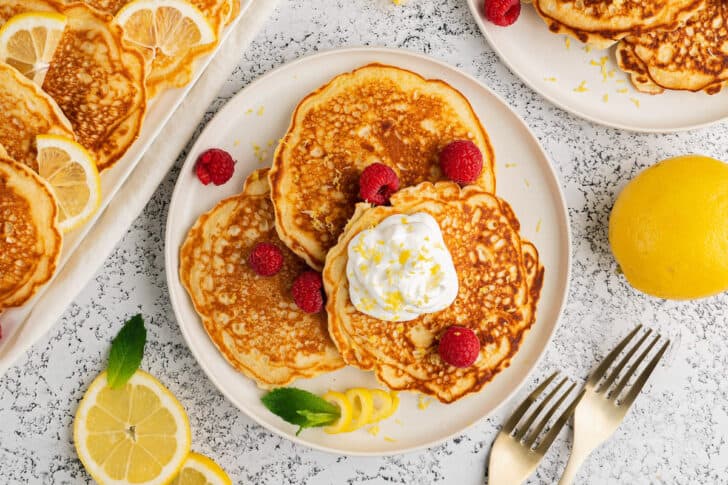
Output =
[
  {"x1": 179, "y1": 169, "x2": 344, "y2": 389},
  {"x1": 0, "y1": 61, "x2": 74, "y2": 171},
  {"x1": 617, "y1": 0, "x2": 728, "y2": 94},
  {"x1": 0, "y1": 156, "x2": 62, "y2": 310},
  {"x1": 40, "y1": 3, "x2": 146, "y2": 171},
  {"x1": 270, "y1": 64, "x2": 496, "y2": 271},
  {"x1": 55, "y1": 0, "x2": 230, "y2": 98},
  {"x1": 323, "y1": 182, "x2": 543, "y2": 403},
  {"x1": 533, "y1": 0, "x2": 704, "y2": 48}
]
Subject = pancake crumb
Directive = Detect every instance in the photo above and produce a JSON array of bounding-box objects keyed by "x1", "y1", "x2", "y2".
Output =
[
  {"x1": 602, "y1": 94, "x2": 609, "y2": 103},
  {"x1": 368, "y1": 425, "x2": 380, "y2": 436},
  {"x1": 245, "y1": 108, "x2": 253, "y2": 115},
  {"x1": 536, "y1": 219, "x2": 542, "y2": 233},
  {"x1": 524, "y1": 178, "x2": 531, "y2": 188},
  {"x1": 504, "y1": 162, "x2": 517, "y2": 168},
  {"x1": 630, "y1": 98, "x2": 641, "y2": 108},
  {"x1": 257, "y1": 106, "x2": 265, "y2": 116},
  {"x1": 564, "y1": 37, "x2": 571, "y2": 49},
  {"x1": 417, "y1": 395, "x2": 432, "y2": 410},
  {"x1": 617, "y1": 88, "x2": 629, "y2": 94},
  {"x1": 384, "y1": 436, "x2": 397, "y2": 442},
  {"x1": 543, "y1": 77, "x2": 557, "y2": 82}
]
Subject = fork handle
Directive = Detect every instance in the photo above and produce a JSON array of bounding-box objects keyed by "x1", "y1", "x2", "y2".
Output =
[{"x1": 558, "y1": 446, "x2": 591, "y2": 485}]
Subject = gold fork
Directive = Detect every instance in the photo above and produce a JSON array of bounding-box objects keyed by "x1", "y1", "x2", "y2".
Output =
[
  {"x1": 559, "y1": 325, "x2": 670, "y2": 485},
  {"x1": 488, "y1": 372, "x2": 585, "y2": 485}
]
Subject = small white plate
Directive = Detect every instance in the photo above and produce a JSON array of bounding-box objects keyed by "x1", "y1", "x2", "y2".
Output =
[
  {"x1": 165, "y1": 47, "x2": 571, "y2": 455},
  {"x1": 467, "y1": 0, "x2": 728, "y2": 132}
]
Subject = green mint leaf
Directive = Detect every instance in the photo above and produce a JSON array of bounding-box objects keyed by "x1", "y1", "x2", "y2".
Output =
[
  {"x1": 296, "y1": 410, "x2": 339, "y2": 428},
  {"x1": 107, "y1": 314, "x2": 146, "y2": 389},
  {"x1": 261, "y1": 388, "x2": 340, "y2": 435}
]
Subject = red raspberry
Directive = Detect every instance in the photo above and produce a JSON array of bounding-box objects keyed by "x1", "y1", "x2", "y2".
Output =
[
  {"x1": 291, "y1": 270, "x2": 324, "y2": 313},
  {"x1": 358, "y1": 163, "x2": 400, "y2": 205},
  {"x1": 439, "y1": 140, "x2": 484, "y2": 185},
  {"x1": 438, "y1": 326, "x2": 480, "y2": 368},
  {"x1": 248, "y1": 242, "x2": 284, "y2": 276},
  {"x1": 484, "y1": 0, "x2": 521, "y2": 27},
  {"x1": 195, "y1": 148, "x2": 235, "y2": 186}
]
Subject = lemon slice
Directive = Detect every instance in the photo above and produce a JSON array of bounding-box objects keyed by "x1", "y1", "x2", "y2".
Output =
[
  {"x1": 36, "y1": 134, "x2": 101, "y2": 233},
  {"x1": 114, "y1": 0, "x2": 216, "y2": 96},
  {"x1": 345, "y1": 388, "x2": 374, "y2": 431},
  {"x1": 170, "y1": 452, "x2": 232, "y2": 485},
  {"x1": 0, "y1": 12, "x2": 67, "y2": 86},
  {"x1": 74, "y1": 370, "x2": 192, "y2": 485},
  {"x1": 368, "y1": 389, "x2": 396, "y2": 423},
  {"x1": 322, "y1": 391, "x2": 353, "y2": 434}
]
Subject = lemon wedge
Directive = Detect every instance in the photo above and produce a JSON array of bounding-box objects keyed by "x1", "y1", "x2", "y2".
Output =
[
  {"x1": 170, "y1": 452, "x2": 232, "y2": 485},
  {"x1": 322, "y1": 391, "x2": 353, "y2": 434},
  {"x1": 36, "y1": 134, "x2": 101, "y2": 233},
  {"x1": 113, "y1": 0, "x2": 216, "y2": 97},
  {"x1": 74, "y1": 370, "x2": 192, "y2": 485},
  {"x1": 0, "y1": 12, "x2": 67, "y2": 85}
]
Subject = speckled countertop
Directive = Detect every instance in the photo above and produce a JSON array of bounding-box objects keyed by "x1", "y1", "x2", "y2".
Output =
[{"x1": 2, "y1": 1, "x2": 728, "y2": 484}]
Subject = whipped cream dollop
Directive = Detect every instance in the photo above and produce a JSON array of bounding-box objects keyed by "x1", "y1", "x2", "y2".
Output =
[{"x1": 346, "y1": 212, "x2": 458, "y2": 322}]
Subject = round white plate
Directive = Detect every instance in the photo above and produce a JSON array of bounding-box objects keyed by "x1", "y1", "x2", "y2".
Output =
[
  {"x1": 165, "y1": 47, "x2": 570, "y2": 455},
  {"x1": 467, "y1": 0, "x2": 728, "y2": 132}
]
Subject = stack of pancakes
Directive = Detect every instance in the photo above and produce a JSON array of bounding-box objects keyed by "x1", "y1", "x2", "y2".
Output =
[
  {"x1": 0, "y1": 0, "x2": 243, "y2": 310},
  {"x1": 533, "y1": 0, "x2": 728, "y2": 95},
  {"x1": 181, "y1": 64, "x2": 544, "y2": 402}
]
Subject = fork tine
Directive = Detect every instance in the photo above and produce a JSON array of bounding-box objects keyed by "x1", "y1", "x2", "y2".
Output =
[
  {"x1": 587, "y1": 325, "x2": 642, "y2": 388},
  {"x1": 513, "y1": 378, "x2": 568, "y2": 441},
  {"x1": 535, "y1": 388, "x2": 586, "y2": 455},
  {"x1": 597, "y1": 328, "x2": 652, "y2": 393},
  {"x1": 619, "y1": 339, "x2": 670, "y2": 408},
  {"x1": 503, "y1": 372, "x2": 558, "y2": 434},
  {"x1": 610, "y1": 333, "x2": 660, "y2": 399},
  {"x1": 523, "y1": 381, "x2": 577, "y2": 448}
]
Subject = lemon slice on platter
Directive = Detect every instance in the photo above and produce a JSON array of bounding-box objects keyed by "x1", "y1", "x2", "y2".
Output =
[
  {"x1": 170, "y1": 452, "x2": 232, "y2": 485},
  {"x1": 74, "y1": 370, "x2": 192, "y2": 485},
  {"x1": 113, "y1": 0, "x2": 216, "y2": 98},
  {"x1": 35, "y1": 134, "x2": 101, "y2": 233},
  {"x1": 322, "y1": 391, "x2": 354, "y2": 434},
  {"x1": 0, "y1": 12, "x2": 67, "y2": 85}
]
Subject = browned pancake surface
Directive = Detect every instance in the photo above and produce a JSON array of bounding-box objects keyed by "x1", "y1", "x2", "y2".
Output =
[{"x1": 324, "y1": 182, "x2": 543, "y2": 403}]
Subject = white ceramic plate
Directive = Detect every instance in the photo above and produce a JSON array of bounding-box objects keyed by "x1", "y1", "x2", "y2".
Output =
[
  {"x1": 0, "y1": 1, "x2": 251, "y2": 376},
  {"x1": 467, "y1": 0, "x2": 728, "y2": 132},
  {"x1": 165, "y1": 47, "x2": 571, "y2": 455}
]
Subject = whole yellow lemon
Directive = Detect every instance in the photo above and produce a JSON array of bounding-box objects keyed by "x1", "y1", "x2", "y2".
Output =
[{"x1": 609, "y1": 155, "x2": 728, "y2": 299}]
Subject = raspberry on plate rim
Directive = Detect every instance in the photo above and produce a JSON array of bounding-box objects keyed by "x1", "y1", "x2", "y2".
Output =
[
  {"x1": 195, "y1": 148, "x2": 236, "y2": 186},
  {"x1": 484, "y1": 0, "x2": 521, "y2": 27}
]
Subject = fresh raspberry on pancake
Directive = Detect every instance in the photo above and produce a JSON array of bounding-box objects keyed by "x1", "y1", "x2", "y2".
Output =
[
  {"x1": 359, "y1": 163, "x2": 400, "y2": 205},
  {"x1": 195, "y1": 148, "x2": 235, "y2": 185},
  {"x1": 439, "y1": 140, "x2": 483, "y2": 184},
  {"x1": 438, "y1": 326, "x2": 480, "y2": 368},
  {"x1": 248, "y1": 242, "x2": 284, "y2": 276},
  {"x1": 484, "y1": 0, "x2": 521, "y2": 27},
  {"x1": 292, "y1": 271, "x2": 324, "y2": 313}
]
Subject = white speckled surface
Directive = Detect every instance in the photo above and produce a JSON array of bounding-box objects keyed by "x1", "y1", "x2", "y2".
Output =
[{"x1": 2, "y1": 1, "x2": 728, "y2": 484}]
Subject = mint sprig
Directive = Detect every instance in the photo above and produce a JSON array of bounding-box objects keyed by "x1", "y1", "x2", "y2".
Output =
[
  {"x1": 261, "y1": 387, "x2": 340, "y2": 435},
  {"x1": 106, "y1": 314, "x2": 146, "y2": 389}
]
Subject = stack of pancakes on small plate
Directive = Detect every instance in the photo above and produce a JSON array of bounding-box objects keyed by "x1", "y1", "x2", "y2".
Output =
[
  {"x1": 532, "y1": 0, "x2": 728, "y2": 95},
  {"x1": 180, "y1": 64, "x2": 544, "y2": 402}
]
